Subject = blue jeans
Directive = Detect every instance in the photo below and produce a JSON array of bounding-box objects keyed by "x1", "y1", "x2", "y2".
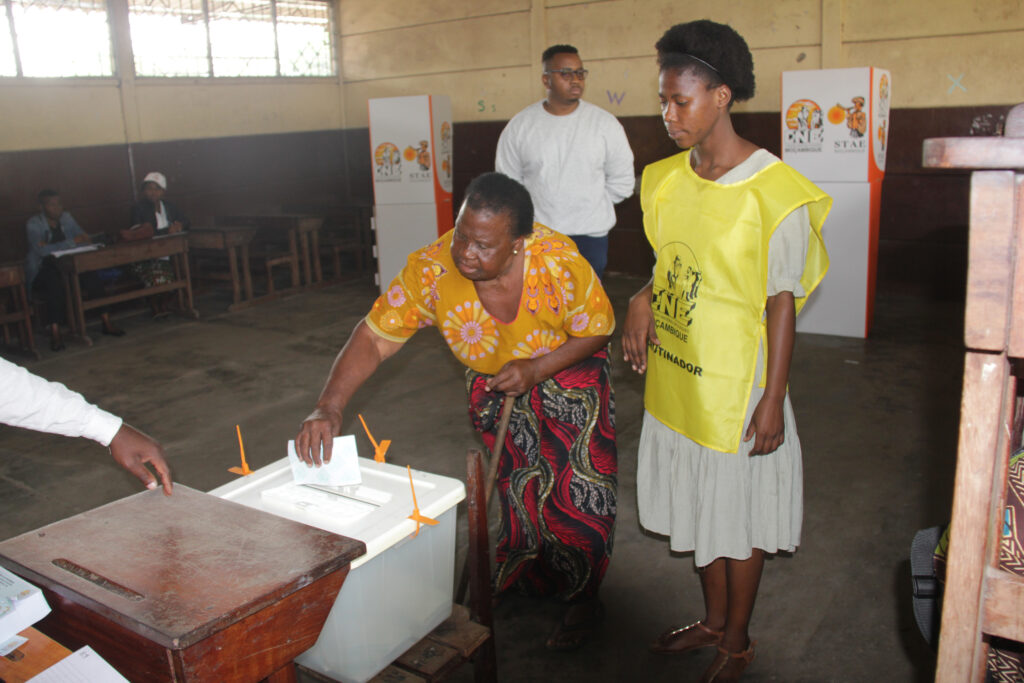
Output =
[{"x1": 570, "y1": 234, "x2": 608, "y2": 280}]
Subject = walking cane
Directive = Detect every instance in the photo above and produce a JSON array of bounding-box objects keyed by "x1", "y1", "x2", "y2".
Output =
[{"x1": 455, "y1": 394, "x2": 514, "y2": 605}]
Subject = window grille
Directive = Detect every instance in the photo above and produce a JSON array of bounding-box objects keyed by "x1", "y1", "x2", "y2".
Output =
[
  {"x1": 3, "y1": 0, "x2": 113, "y2": 77},
  {"x1": 127, "y1": 0, "x2": 334, "y2": 78}
]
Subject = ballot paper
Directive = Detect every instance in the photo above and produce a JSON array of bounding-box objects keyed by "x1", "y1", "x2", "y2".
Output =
[
  {"x1": 28, "y1": 645, "x2": 128, "y2": 682},
  {"x1": 286, "y1": 435, "x2": 361, "y2": 487},
  {"x1": 0, "y1": 565, "x2": 50, "y2": 643}
]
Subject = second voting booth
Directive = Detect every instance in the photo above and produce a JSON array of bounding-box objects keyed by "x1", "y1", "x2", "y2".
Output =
[
  {"x1": 368, "y1": 95, "x2": 454, "y2": 293},
  {"x1": 782, "y1": 67, "x2": 892, "y2": 338}
]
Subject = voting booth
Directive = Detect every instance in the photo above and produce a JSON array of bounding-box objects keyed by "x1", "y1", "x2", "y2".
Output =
[
  {"x1": 369, "y1": 95, "x2": 454, "y2": 293},
  {"x1": 782, "y1": 67, "x2": 891, "y2": 338}
]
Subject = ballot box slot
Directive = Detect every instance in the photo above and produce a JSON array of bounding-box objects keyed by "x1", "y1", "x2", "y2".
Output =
[
  {"x1": 51, "y1": 558, "x2": 144, "y2": 601},
  {"x1": 259, "y1": 482, "x2": 386, "y2": 526},
  {"x1": 303, "y1": 483, "x2": 386, "y2": 507}
]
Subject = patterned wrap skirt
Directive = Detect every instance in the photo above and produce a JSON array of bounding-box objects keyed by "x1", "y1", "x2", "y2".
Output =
[{"x1": 466, "y1": 349, "x2": 617, "y2": 602}]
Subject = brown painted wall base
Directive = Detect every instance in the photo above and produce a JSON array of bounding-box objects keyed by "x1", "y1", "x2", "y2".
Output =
[{"x1": 0, "y1": 104, "x2": 1010, "y2": 299}]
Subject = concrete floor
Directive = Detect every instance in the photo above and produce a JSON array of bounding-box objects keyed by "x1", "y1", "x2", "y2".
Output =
[{"x1": 0, "y1": 274, "x2": 962, "y2": 682}]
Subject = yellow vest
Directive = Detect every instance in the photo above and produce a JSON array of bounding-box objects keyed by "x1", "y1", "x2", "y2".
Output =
[{"x1": 641, "y1": 150, "x2": 831, "y2": 452}]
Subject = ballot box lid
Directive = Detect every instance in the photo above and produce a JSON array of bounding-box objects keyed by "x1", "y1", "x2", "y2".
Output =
[{"x1": 0, "y1": 485, "x2": 365, "y2": 650}]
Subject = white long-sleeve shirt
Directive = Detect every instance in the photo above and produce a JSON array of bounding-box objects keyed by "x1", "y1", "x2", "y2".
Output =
[
  {"x1": 495, "y1": 100, "x2": 635, "y2": 238},
  {"x1": 0, "y1": 357, "x2": 122, "y2": 446}
]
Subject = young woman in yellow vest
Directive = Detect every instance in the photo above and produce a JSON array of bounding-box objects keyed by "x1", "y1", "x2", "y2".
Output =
[{"x1": 622, "y1": 21, "x2": 831, "y2": 682}]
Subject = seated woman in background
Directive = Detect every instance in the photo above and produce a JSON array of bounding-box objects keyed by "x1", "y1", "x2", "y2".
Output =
[
  {"x1": 128, "y1": 171, "x2": 189, "y2": 315},
  {"x1": 26, "y1": 189, "x2": 125, "y2": 351}
]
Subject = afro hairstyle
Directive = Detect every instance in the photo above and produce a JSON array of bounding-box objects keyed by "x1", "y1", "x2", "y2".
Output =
[{"x1": 655, "y1": 20, "x2": 755, "y2": 104}]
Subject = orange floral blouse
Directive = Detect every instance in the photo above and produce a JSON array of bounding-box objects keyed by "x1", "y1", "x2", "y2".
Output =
[{"x1": 365, "y1": 224, "x2": 615, "y2": 375}]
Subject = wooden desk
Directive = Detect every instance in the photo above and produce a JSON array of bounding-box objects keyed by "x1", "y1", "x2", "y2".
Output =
[
  {"x1": 188, "y1": 226, "x2": 259, "y2": 310},
  {"x1": 218, "y1": 214, "x2": 325, "y2": 289},
  {"x1": 0, "y1": 627, "x2": 72, "y2": 682},
  {"x1": 57, "y1": 235, "x2": 197, "y2": 345},
  {"x1": 0, "y1": 262, "x2": 39, "y2": 359},
  {"x1": 0, "y1": 485, "x2": 365, "y2": 683}
]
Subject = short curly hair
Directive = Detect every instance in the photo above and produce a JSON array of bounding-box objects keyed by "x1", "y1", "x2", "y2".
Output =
[
  {"x1": 542, "y1": 44, "x2": 578, "y2": 68},
  {"x1": 462, "y1": 172, "x2": 534, "y2": 238},
  {"x1": 655, "y1": 20, "x2": 755, "y2": 104}
]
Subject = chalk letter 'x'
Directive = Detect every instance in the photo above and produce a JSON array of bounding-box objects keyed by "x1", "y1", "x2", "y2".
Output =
[{"x1": 947, "y1": 74, "x2": 966, "y2": 94}]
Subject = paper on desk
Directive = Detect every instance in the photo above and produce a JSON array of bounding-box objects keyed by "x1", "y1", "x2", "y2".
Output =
[
  {"x1": 0, "y1": 565, "x2": 50, "y2": 643},
  {"x1": 50, "y1": 245, "x2": 100, "y2": 258},
  {"x1": 28, "y1": 645, "x2": 128, "y2": 682},
  {"x1": 286, "y1": 435, "x2": 361, "y2": 487},
  {"x1": 0, "y1": 633, "x2": 27, "y2": 656}
]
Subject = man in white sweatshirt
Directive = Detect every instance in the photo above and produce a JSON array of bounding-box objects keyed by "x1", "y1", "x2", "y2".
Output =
[
  {"x1": 495, "y1": 44, "x2": 635, "y2": 279},
  {"x1": 1, "y1": 357, "x2": 172, "y2": 495}
]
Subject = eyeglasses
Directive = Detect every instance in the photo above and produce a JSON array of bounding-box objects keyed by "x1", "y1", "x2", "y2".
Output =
[{"x1": 545, "y1": 68, "x2": 588, "y2": 81}]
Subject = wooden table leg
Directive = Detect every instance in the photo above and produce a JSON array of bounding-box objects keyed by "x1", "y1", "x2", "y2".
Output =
[
  {"x1": 227, "y1": 245, "x2": 242, "y2": 306},
  {"x1": 179, "y1": 252, "x2": 198, "y2": 318},
  {"x1": 288, "y1": 230, "x2": 301, "y2": 289},
  {"x1": 173, "y1": 254, "x2": 186, "y2": 312},
  {"x1": 68, "y1": 270, "x2": 91, "y2": 346},
  {"x1": 310, "y1": 229, "x2": 323, "y2": 284},
  {"x1": 299, "y1": 230, "x2": 312, "y2": 287},
  {"x1": 241, "y1": 243, "x2": 254, "y2": 301}
]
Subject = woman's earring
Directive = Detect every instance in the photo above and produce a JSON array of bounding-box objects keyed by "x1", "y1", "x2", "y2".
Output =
[{"x1": 514, "y1": 249, "x2": 519, "y2": 254}]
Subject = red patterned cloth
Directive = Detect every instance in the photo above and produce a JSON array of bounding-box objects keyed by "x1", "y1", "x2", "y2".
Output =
[
  {"x1": 467, "y1": 349, "x2": 617, "y2": 602},
  {"x1": 934, "y1": 451, "x2": 1024, "y2": 680}
]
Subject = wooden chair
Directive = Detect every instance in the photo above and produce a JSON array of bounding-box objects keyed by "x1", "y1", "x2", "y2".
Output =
[
  {"x1": 263, "y1": 250, "x2": 300, "y2": 295},
  {"x1": 298, "y1": 449, "x2": 497, "y2": 683},
  {"x1": 0, "y1": 262, "x2": 40, "y2": 359},
  {"x1": 319, "y1": 213, "x2": 374, "y2": 283},
  {"x1": 924, "y1": 103, "x2": 1024, "y2": 681}
]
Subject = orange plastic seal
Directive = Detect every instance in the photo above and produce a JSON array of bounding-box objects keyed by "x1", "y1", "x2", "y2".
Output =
[
  {"x1": 406, "y1": 465, "x2": 438, "y2": 536},
  {"x1": 358, "y1": 414, "x2": 391, "y2": 463},
  {"x1": 228, "y1": 424, "x2": 253, "y2": 475}
]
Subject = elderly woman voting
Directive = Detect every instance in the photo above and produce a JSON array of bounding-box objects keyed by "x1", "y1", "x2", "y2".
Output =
[{"x1": 295, "y1": 172, "x2": 617, "y2": 651}]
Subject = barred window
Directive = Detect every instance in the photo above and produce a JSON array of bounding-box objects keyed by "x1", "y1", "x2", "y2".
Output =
[
  {"x1": 2, "y1": 0, "x2": 114, "y2": 77},
  {"x1": 128, "y1": 0, "x2": 334, "y2": 78}
]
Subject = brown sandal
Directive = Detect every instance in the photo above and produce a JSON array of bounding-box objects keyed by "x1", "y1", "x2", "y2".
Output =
[
  {"x1": 698, "y1": 641, "x2": 756, "y2": 683},
  {"x1": 649, "y1": 621, "x2": 723, "y2": 655}
]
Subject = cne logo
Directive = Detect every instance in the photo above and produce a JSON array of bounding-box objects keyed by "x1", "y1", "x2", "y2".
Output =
[
  {"x1": 651, "y1": 242, "x2": 702, "y2": 344},
  {"x1": 374, "y1": 142, "x2": 402, "y2": 182},
  {"x1": 784, "y1": 99, "x2": 824, "y2": 151}
]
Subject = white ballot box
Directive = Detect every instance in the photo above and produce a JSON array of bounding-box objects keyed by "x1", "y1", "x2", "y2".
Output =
[
  {"x1": 782, "y1": 67, "x2": 891, "y2": 338},
  {"x1": 210, "y1": 458, "x2": 465, "y2": 683},
  {"x1": 369, "y1": 95, "x2": 454, "y2": 293}
]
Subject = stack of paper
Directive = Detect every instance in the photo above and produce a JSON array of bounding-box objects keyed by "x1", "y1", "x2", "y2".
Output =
[
  {"x1": 0, "y1": 565, "x2": 50, "y2": 642},
  {"x1": 29, "y1": 646, "x2": 129, "y2": 682}
]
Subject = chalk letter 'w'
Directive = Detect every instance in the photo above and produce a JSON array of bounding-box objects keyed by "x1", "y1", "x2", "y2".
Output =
[{"x1": 606, "y1": 90, "x2": 626, "y2": 105}]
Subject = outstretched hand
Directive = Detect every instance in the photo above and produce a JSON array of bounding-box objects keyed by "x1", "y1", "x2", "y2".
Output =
[
  {"x1": 295, "y1": 406, "x2": 343, "y2": 467},
  {"x1": 622, "y1": 285, "x2": 659, "y2": 374},
  {"x1": 108, "y1": 423, "x2": 172, "y2": 495}
]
